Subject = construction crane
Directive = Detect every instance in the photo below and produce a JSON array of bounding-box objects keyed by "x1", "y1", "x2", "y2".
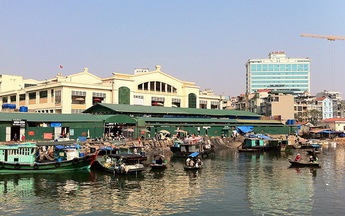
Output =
[
  {"x1": 301, "y1": 33, "x2": 345, "y2": 41},
  {"x1": 300, "y1": 33, "x2": 345, "y2": 92}
]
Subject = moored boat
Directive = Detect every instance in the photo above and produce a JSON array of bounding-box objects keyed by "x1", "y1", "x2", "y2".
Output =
[
  {"x1": 238, "y1": 135, "x2": 283, "y2": 152},
  {"x1": 0, "y1": 142, "x2": 94, "y2": 173},
  {"x1": 92, "y1": 153, "x2": 146, "y2": 175},
  {"x1": 170, "y1": 138, "x2": 214, "y2": 158},
  {"x1": 149, "y1": 154, "x2": 167, "y2": 170}
]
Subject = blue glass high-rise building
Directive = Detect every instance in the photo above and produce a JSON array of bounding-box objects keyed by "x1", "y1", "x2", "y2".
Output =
[{"x1": 246, "y1": 52, "x2": 310, "y2": 95}]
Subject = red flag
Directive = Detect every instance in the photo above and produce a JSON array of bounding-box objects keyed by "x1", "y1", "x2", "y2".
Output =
[{"x1": 59, "y1": 65, "x2": 63, "y2": 69}]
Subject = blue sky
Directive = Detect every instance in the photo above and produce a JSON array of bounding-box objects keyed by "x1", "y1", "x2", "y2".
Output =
[{"x1": 1, "y1": 1, "x2": 345, "y2": 97}]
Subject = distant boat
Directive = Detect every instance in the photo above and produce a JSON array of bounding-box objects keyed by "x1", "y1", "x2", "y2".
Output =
[
  {"x1": 238, "y1": 136, "x2": 282, "y2": 152},
  {"x1": 0, "y1": 142, "x2": 94, "y2": 173},
  {"x1": 170, "y1": 138, "x2": 214, "y2": 158},
  {"x1": 183, "y1": 152, "x2": 203, "y2": 170},
  {"x1": 288, "y1": 159, "x2": 321, "y2": 168},
  {"x1": 149, "y1": 154, "x2": 167, "y2": 171}
]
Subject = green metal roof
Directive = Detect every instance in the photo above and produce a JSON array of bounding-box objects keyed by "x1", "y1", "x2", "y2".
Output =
[
  {"x1": 94, "y1": 114, "x2": 136, "y2": 124},
  {"x1": 134, "y1": 117, "x2": 238, "y2": 124},
  {"x1": 0, "y1": 112, "x2": 101, "y2": 122},
  {"x1": 83, "y1": 103, "x2": 261, "y2": 118},
  {"x1": 236, "y1": 119, "x2": 283, "y2": 125}
]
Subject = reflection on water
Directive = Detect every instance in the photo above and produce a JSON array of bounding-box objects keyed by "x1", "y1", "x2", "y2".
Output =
[{"x1": 0, "y1": 144, "x2": 344, "y2": 215}]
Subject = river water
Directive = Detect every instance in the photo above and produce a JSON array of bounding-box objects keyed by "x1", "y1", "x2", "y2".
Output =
[{"x1": 0, "y1": 144, "x2": 344, "y2": 216}]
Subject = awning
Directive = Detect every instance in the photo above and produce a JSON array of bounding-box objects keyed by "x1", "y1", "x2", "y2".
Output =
[
  {"x1": 222, "y1": 126, "x2": 231, "y2": 130},
  {"x1": 237, "y1": 126, "x2": 254, "y2": 134},
  {"x1": 159, "y1": 129, "x2": 170, "y2": 134},
  {"x1": 123, "y1": 128, "x2": 134, "y2": 132},
  {"x1": 174, "y1": 129, "x2": 187, "y2": 133}
]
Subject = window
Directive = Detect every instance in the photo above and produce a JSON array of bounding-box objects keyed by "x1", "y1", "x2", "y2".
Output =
[
  {"x1": 137, "y1": 81, "x2": 177, "y2": 93},
  {"x1": 188, "y1": 93, "x2": 197, "y2": 108},
  {"x1": 71, "y1": 90, "x2": 86, "y2": 96},
  {"x1": 156, "y1": 81, "x2": 161, "y2": 91},
  {"x1": 10, "y1": 95, "x2": 16, "y2": 102},
  {"x1": 72, "y1": 96, "x2": 85, "y2": 104},
  {"x1": 55, "y1": 90, "x2": 61, "y2": 104},
  {"x1": 2, "y1": 97, "x2": 8, "y2": 103},
  {"x1": 39, "y1": 90, "x2": 47, "y2": 98},
  {"x1": 19, "y1": 94, "x2": 25, "y2": 101},
  {"x1": 29, "y1": 92, "x2": 36, "y2": 100}
]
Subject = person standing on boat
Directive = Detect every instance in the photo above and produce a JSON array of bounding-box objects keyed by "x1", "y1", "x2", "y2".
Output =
[{"x1": 295, "y1": 153, "x2": 301, "y2": 161}]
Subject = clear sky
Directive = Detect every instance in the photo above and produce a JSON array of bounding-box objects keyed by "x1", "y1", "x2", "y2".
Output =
[{"x1": 1, "y1": 1, "x2": 345, "y2": 97}]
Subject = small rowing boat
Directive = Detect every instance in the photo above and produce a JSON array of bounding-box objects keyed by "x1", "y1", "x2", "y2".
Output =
[{"x1": 288, "y1": 159, "x2": 321, "y2": 168}]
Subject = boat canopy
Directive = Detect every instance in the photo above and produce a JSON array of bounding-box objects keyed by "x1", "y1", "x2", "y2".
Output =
[
  {"x1": 189, "y1": 152, "x2": 199, "y2": 158},
  {"x1": 248, "y1": 134, "x2": 273, "y2": 140},
  {"x1": 55, "y1": 144, "x2": 81, "y2": 150},
  {"x1": 100, "y1": 146, "x2": 115, "y2": 151}
]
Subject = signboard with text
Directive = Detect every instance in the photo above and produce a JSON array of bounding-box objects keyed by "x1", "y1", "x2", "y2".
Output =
[{"x1": 12, "y1": 119, "x2": 26, "y2": 128}]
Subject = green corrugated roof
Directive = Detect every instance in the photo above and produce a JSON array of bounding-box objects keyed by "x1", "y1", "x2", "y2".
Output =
[
  {"x1": 84, "y1": 103, "x2": 261, "y2": 118},
  {"x1": 0, "y1": 112, "x2": 100, "y2": 122},
  {"x1": 94, "y1": 114, "x2": 136, "y2": 124},
  {"x1": 134, "y1": 117, "x2": 238, "y2": 123},
  {"x1": 236, "y1": 119, "x2": 283, "y2": 125}
]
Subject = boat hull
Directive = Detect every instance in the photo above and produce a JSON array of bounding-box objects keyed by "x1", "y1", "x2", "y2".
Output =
[
  {"x1": 150, "y1": 163, "x2": 167, "y2": 170},
  {"x1": 288, "y1": 159, "x2": 321, "y2": 168},
  {"x1": 184, "y1": 165, "x2": 202, "y2": 170},
  {"x1": 0, "y1": 155, "x2": 93, "y2": 173}
]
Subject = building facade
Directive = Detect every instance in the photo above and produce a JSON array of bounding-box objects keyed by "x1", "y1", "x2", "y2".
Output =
[
  {"x1": 315, "y1": 90, "x2": 343, "y2": 118},
  {"x1": 0, "y1": 65, "x2": 223, "y2": 114},
  {"x1": 245, "y1": 52, "x2": 311, "y2": 95},
  {"x1": 259, "y1": 93, "x2": 295, "y2": 122}
]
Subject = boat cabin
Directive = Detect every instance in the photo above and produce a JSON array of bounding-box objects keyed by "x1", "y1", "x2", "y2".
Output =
[
  {"x1": 243, "y1": 138, "x2": 265, "y2": 148},
  {"x1": 54, "y1": 145, "x2": 81, "y2": 161},
  {"x1": 117, "y1": 146, "x2": 146, "y2": 156},
  {"x1": 0, "y1": 143, "x2": 37, "y2": 164}
]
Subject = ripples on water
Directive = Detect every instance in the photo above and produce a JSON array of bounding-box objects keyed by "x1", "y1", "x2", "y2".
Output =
[{"x1": 0, "y1": 145, "x2": 345, "y2": 215}]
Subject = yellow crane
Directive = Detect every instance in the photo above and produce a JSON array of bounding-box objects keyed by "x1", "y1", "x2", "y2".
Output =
[
  {"x1": 301, "y1": 33, "x2": 345, "y2": 41},
  {"x1": 300, "y1": 33, "x2": 345, "y2": 92}
]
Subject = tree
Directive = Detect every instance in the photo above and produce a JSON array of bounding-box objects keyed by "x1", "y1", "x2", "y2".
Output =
[{"x1": 307, "y1": 109, "x2": 322, "y2": 125}]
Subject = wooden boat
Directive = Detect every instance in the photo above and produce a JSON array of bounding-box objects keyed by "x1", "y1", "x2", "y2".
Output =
[
  {"x1": 149, "y1": 155, "x2": 167, "y2": 170},
  {"x1": 92, "y1": 153, "x2": 146, "y2": 175},
  {"x1": 238, "y1": 137, "x2": 282, "y2": 152},
  {"x1": 0, "y1": 142, "x2": 94, "y2": 173},
  {"x1": 288, "y1": 159, "x2": 321, "y2": 168},
  {"x1": 184, "y1": 165, "x2": 202, "y2": 170},
  {"x1": 170, "y1": 138, "x2": 214, "y2": 158},
  {"x1": 184, "y1": 152, "x2": 203, "y2": 170}
]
